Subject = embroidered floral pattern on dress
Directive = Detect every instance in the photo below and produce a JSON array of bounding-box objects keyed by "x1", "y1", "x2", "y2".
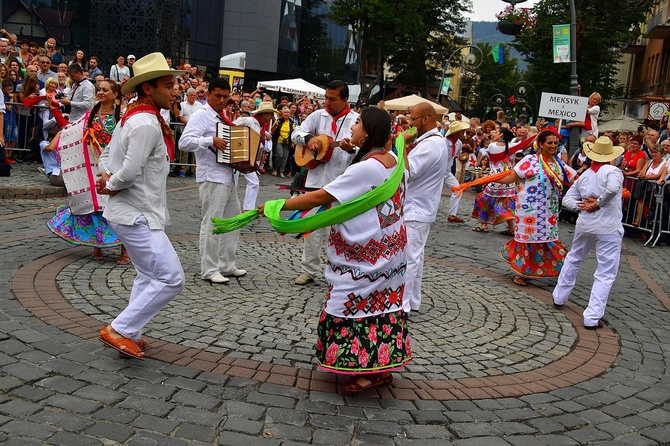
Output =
[
  {"x1": 328, "y1": 225, "x2": 407, "y2": 265},
  {"x1": 315, "y1": 309, "x2": 411, "y2": 374},
  {"x1": 343, "y1": 284, "x2": 404, "y2": 316},
  {"x1": 328, "y1": 262, "x2": 407, "y2": 282},
  {"x1": 376, "y1": 184, "x2": 405, "y2": 229}
]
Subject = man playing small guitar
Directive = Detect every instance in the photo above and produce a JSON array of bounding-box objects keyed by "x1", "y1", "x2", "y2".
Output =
[{"x1": 291, "y1": 80, "x2": 359, "y2": 285}]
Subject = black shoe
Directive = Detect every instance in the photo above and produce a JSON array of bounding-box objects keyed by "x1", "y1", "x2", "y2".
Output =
[{"x1": 584, "y1": 320, "x2": 604, "y2": 330}]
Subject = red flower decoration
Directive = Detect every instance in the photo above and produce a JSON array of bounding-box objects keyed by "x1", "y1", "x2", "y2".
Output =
[
  {"x1": 368, "y1": 324, "x2": 377, "y2": 344},
  {"x1": 388, "y1": 290, "x2": 399, "y2": 305},
  {"x1": 351, "y1": 336, "x2": 360, "y2": 355},
  {"x1": 378, "y1": 343, "x2": 391, "y2": 367},
  {"x1": 325, "y1": 343, "x2": 339, "y2": 365},
  {"x1": 358, "y1": 348, "x2": 369, "y2": 367},
  {"x1": 340, "y1": 327, "x2": 348, "y2": 338}
]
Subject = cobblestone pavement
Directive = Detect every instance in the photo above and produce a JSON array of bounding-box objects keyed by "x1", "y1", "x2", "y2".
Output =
[{"x1": 1, "y1": 163, "x2": 670, "y2": 445}]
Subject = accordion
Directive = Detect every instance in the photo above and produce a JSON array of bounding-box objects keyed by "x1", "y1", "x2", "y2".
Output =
[{"x1": 215, "y1": 123, "x2": 262, "y2": 173}]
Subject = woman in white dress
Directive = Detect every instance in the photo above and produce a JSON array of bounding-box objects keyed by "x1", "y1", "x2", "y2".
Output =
[{"x1": 260, "y1": 107, "x2": 411, "y2": 393}]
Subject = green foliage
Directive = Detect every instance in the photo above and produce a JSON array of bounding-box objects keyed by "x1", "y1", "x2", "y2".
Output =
[
  {"x1": 467, "y1": 43, "x2": 522, "y2": 119},
  {"x1": 329, "y1": 0, "x2": 472, "y2": 102},
  {"x1": 511, "y1": 0, "x2": 653, "y2": 105}
]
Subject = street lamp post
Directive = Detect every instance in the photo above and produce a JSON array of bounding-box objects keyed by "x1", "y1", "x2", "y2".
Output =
[
  {"x1": 436, "y1": 45, "x2": 483, "y2": 105},
  {"x1": 502, "y1": 0, "x2": 579, "y2": 154},
  {"x1": 568, "y1": 0, "x2": 580, "y2": 156}
]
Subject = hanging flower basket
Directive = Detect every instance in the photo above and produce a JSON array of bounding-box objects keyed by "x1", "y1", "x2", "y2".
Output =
[
  {"x1": 497, "y1": 20, "x2": 523, "y2": 36},
  {"x1": 495, "y1": 6, "x2": 536, "y2": 36}
]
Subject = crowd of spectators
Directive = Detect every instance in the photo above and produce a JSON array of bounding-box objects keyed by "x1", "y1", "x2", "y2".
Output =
[{"x1": 0, "y1": 34, "x2": 668, "y2": 242}]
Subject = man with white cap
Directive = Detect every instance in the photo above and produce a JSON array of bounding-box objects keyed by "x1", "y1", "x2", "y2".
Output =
[
  {"x1": 179, "y1": 77, "x2": 247, "y2": 284},
  {"x1": 443, "y1": 120, "x2": 470, "y2": 223},
  {"x1": 127, "y1": 54, "x2": 136, "y2": 77},
  {"x1": 233, "y1": 101, "x2": 278, "y2": 211},
  {"x1": 96, "y1": 52, "x2": 187, "y2": 359},
  {"x1": 553, "y1": 136, "x2": 625, "y2": 330}
]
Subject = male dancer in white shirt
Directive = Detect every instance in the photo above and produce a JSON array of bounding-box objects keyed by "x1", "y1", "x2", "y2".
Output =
[
  {"x1": 96, "y1": 53, "x2": 187, "y2": 359},
  {"x1": 291, "y1": 80, "x2": 358, "y2": 285},
  {"x1": 553, "y1": 136, "x2": 624, "y2": 330}
]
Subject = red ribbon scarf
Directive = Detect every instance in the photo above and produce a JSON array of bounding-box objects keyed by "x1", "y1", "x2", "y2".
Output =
[{"x1": 330, "y1": 105, "x2": 351, "y2": 134}]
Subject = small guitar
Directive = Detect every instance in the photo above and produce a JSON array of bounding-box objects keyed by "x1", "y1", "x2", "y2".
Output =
[{"x1": 295, "y1": 134, "x2": 336, "y2": 170}]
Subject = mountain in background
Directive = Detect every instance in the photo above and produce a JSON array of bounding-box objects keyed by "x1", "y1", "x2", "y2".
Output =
[{"x1": 470, "y1": 21, "x2": 528, "y2": 72}]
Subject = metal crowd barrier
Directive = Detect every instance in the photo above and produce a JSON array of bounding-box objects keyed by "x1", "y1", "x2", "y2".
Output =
[
  {"x1": 169, "y1": 122, "x2": 197, "y2": 171},
  {"x1": 622, "y1": 175, "x2": 669, "y2": 247},
  {"x1": 5, "y1": 102, "x2": 51, "y2": 152}
]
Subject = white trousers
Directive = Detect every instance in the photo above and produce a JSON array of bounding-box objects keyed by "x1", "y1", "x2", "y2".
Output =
[
  {"x1": 301, "y1": 226, "x2": 326, "y2": 278},
  {"x1": 443, "y1": 171, "x2": 462, "y2": 216},
  {"x1": 109, "y1": 216, "x2": 185, "y2": 342},
  {"x1": 552, "y1": 230, "x2": 623, "y2": 327},
  {"x1": 235, "y1": 171, "x2": 260, "y2": 212},
  {"x1": 404, "y1": 221, "x2": 432, "y2": 312},
  {"x1": 199, "y1": 181, "x2": 241, "y2": 279}
]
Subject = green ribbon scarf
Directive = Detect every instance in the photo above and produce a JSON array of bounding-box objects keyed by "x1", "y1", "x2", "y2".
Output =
[{"x1": 212, "y1": 135, "x2": 407, "y2": 235}]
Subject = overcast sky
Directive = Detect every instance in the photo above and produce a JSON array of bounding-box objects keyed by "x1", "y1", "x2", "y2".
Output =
[{"x1": 466, "y1": 0, "x2": 540, "y2": 22}]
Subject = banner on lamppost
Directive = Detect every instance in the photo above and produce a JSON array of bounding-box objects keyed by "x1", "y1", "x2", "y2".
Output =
[
  {"x1": 553, "y1": 24, "x2": 570, "y2": 63},
  {"x1": 440, "y1": 78, "x2": 451, "y2": 96}
]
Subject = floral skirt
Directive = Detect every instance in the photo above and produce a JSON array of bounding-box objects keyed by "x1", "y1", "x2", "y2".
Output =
[
  {"x1": 316, "y1": 309, "x2": 411, "y2": 375},
  {"x1": 47, "y1": 205, "x2": 121, "y2": 248},
  {"x1": 471, "y1": 193, "x2": 515, "y2": 225},
  {"x1": 500, "y1": 239, "x2": 566, "y2": 278}
]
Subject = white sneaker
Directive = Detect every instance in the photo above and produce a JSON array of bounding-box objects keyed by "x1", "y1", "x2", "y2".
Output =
[
  {"x1": 224, "y1": 268, "x2": 247, "y2": 278},
  {"x1": 295, "y1": 273, "x2": 314, "y2": 285},
  {"x1": 207, "y1": 272, "x2": 229, "y2": 284}
]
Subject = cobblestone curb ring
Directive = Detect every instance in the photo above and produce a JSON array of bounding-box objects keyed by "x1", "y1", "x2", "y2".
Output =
[{"x1": 12, "y1": 235, "x2": 619, "y2": 400}]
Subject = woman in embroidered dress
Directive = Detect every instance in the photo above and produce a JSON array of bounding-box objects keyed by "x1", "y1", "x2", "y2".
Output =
[
  {"x1": 471, "y1": 128, "x2": 521, "y2": 235},
  {"x1": 497, "y1": 130, "x2": 584, "y2": 286},
  {"x1": 259, "y1": 107, "x2": 411, "y2": 393},
  {"x1": 47, "y1": 79, "x2": 129, "y2": 264}
]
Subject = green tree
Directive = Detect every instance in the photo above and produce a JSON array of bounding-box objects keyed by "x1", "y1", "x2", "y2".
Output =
[
  {"x1": 468, "y1": 43, "x2": 522, "y2": 120},
  {"x1": 511, "y1": 0, "x2": 653, "y2": 105},
  {"x1": 329, "y1": 0, "x2": 472, "y2": 102}
]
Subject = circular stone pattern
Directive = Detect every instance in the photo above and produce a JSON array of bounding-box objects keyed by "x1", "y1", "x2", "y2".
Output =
[{"x1": 57, "y1": 238, "x2": 577, "y2": 381}]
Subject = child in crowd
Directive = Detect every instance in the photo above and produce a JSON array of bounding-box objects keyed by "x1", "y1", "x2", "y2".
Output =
[{"x1": 2, "y1": 80, "x2": 17, "y2": 163}]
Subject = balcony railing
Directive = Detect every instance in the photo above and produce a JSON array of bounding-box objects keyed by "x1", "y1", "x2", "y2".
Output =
[{"x1": 644, "y1": 10, "x2": 670, "y2": 39}]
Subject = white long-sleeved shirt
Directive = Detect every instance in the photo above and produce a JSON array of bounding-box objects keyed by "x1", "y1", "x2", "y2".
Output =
[
  {"x1": 562, "y1": 164, "x2": 623, "y2": 235},
  {"x1": 405, "y1": 128, "x2": 449, "y2": 223},
  {"x1": 98, "y1": 112, "x2": 170, "y2": 230},
  {"x1": 291, "y1": 108, "x2": 358, "y2": 188},
  {"x1": 179, "y1": 103, "x2": 235, "y2": 185}
]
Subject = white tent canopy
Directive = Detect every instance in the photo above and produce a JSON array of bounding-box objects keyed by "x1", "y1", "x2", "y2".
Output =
[
  {"x1": 383, "y1": 94, "x2": 449, "y2": 115},
  {"x1": 598, "y1": 114, "x2": 643, "y2": 133},
  {"x1": 257, "y1": 78, "x2": 325, "y2": 98}
]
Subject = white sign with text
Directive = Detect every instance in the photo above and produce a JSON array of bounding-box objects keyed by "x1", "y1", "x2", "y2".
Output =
[{"x1": 538, "y1": 92, "x2": 588, "y2": 122}]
